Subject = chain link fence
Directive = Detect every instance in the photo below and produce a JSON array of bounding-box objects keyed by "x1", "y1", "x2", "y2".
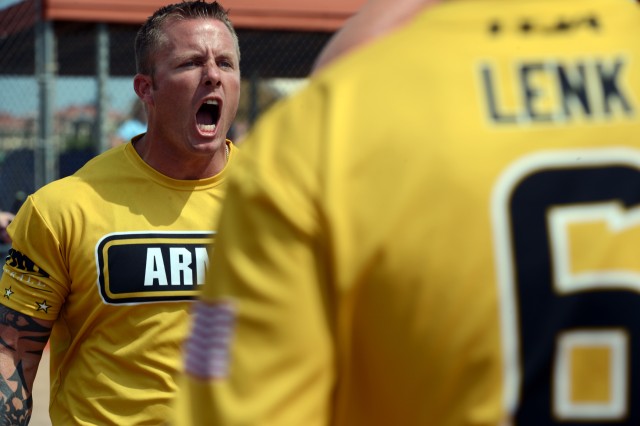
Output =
[{"x1": 0, "y1": 0, "x2": 332, "y2": 214}]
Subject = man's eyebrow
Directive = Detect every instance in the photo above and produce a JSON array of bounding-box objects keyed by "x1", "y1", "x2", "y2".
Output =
[
  {"x1": 218, "y1": 51, "x2": 238, "y2": 61},
  {"x1": 170, "y1": 51, "x2": 203, "y2": 64},
  {"x1": 176, "y1": 50, "x2": 201, "y2": 59}
]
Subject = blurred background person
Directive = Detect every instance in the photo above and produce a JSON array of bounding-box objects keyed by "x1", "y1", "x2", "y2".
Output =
[
  {"x1": 111, "y1": 99, "x2": 147, "y2": 147},
  {"x1": 0, "y1": 210, "x2": 13, "y2": 244},
  {"x1": 177, "y1": 0, "x2": 640, "y2": 425}
]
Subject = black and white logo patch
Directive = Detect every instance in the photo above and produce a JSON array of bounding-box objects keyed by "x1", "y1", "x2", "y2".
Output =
[{"x1": 96, "y1": 231, "x2": 215, "y2": 305}]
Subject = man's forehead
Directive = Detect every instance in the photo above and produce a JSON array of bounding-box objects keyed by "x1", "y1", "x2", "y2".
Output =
[{"x1": 159, "y1": 18, "x2": 237, "y2": 48}]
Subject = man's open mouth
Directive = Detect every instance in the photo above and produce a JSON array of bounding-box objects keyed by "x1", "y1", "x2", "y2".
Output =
[{"x1": 196, "y1": 99, "x2": 220, "y2": 132}]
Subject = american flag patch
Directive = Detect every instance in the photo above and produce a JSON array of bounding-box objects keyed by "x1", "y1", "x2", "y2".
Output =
[{"x1": 184, "y1": 301, "x2": 236, "y2": 379}]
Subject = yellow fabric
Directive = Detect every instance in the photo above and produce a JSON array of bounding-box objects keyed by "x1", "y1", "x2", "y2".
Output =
[
  {"x1": 178, "y1": 0, "x2": 640, "y2": 425},
  {"x1": 0, "y1": 140, "x2": 236, "y2": 425}
]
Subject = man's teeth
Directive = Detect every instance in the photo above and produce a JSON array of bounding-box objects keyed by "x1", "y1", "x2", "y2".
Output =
[
  {"x1": 198, "y1": 124, "x2": 216, "y2": 131},
  {"x1": 205, "y1": 99, "x2": 219, "y2": 105}
]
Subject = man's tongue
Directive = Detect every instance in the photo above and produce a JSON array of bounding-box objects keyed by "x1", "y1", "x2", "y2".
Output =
[{"x1": 197, "y1": 109, "x2": 216, "y2": 132}]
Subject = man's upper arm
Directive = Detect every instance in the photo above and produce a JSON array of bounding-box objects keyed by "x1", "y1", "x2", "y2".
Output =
[
  {"x1": 178, "y1": 97, "x2": 334, "y2": 425},
  {"x1": 0, "y1": 304, "x2": 53, "y2": 355}
]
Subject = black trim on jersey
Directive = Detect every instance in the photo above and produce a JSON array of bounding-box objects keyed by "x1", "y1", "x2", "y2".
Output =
[{"x1": 96, "y1": 232, "x2": 215, "y2": 305}]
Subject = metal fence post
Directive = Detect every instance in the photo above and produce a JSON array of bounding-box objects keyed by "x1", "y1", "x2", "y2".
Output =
[
  {"x1": 35, "y1": 0, "x2": 57, "y2": 188},
  {"x1": 96, "y1": 23, "x2": 110, "y2": 154}
]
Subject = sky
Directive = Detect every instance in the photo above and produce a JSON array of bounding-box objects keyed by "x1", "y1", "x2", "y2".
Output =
[{"x1": 0, "y1": 0, "x2": 22, "y2": 10}]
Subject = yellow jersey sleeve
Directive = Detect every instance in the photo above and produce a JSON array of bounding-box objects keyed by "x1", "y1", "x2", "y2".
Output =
[{"x1": 1, "y1": 196, "x2": 70, "y2": 321}]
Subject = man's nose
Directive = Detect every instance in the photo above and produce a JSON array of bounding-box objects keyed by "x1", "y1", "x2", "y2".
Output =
[{"x1": 202, "y1": 63, "x2": 222, "y2": 86}]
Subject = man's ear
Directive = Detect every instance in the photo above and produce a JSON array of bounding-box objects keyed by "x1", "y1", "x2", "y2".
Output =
[{"x1": 134, "y1": 74, "x2": 154, "y2": 105}]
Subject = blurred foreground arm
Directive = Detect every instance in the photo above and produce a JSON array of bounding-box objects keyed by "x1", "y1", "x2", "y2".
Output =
[{"x1": 176, "y1": 88, "x2": 334, "y2": 426}]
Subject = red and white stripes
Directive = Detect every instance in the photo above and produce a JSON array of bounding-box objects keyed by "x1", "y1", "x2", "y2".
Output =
[{"x1": 184, "y1": 300, "x2": 236, "y2": 380}]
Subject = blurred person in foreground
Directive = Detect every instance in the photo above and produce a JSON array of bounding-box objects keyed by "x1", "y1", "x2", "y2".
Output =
[
  {"x1": 177, "y1": 0, "x2": 640, "y2": 425},
  {"x1": 0, "y1": 1, "x2": 240, "y2": 424}
]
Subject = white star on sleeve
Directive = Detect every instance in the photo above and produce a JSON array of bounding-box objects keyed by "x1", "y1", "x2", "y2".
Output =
[{"x1": 36, "y1": 300, "x2": 51, "y2": 313}]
